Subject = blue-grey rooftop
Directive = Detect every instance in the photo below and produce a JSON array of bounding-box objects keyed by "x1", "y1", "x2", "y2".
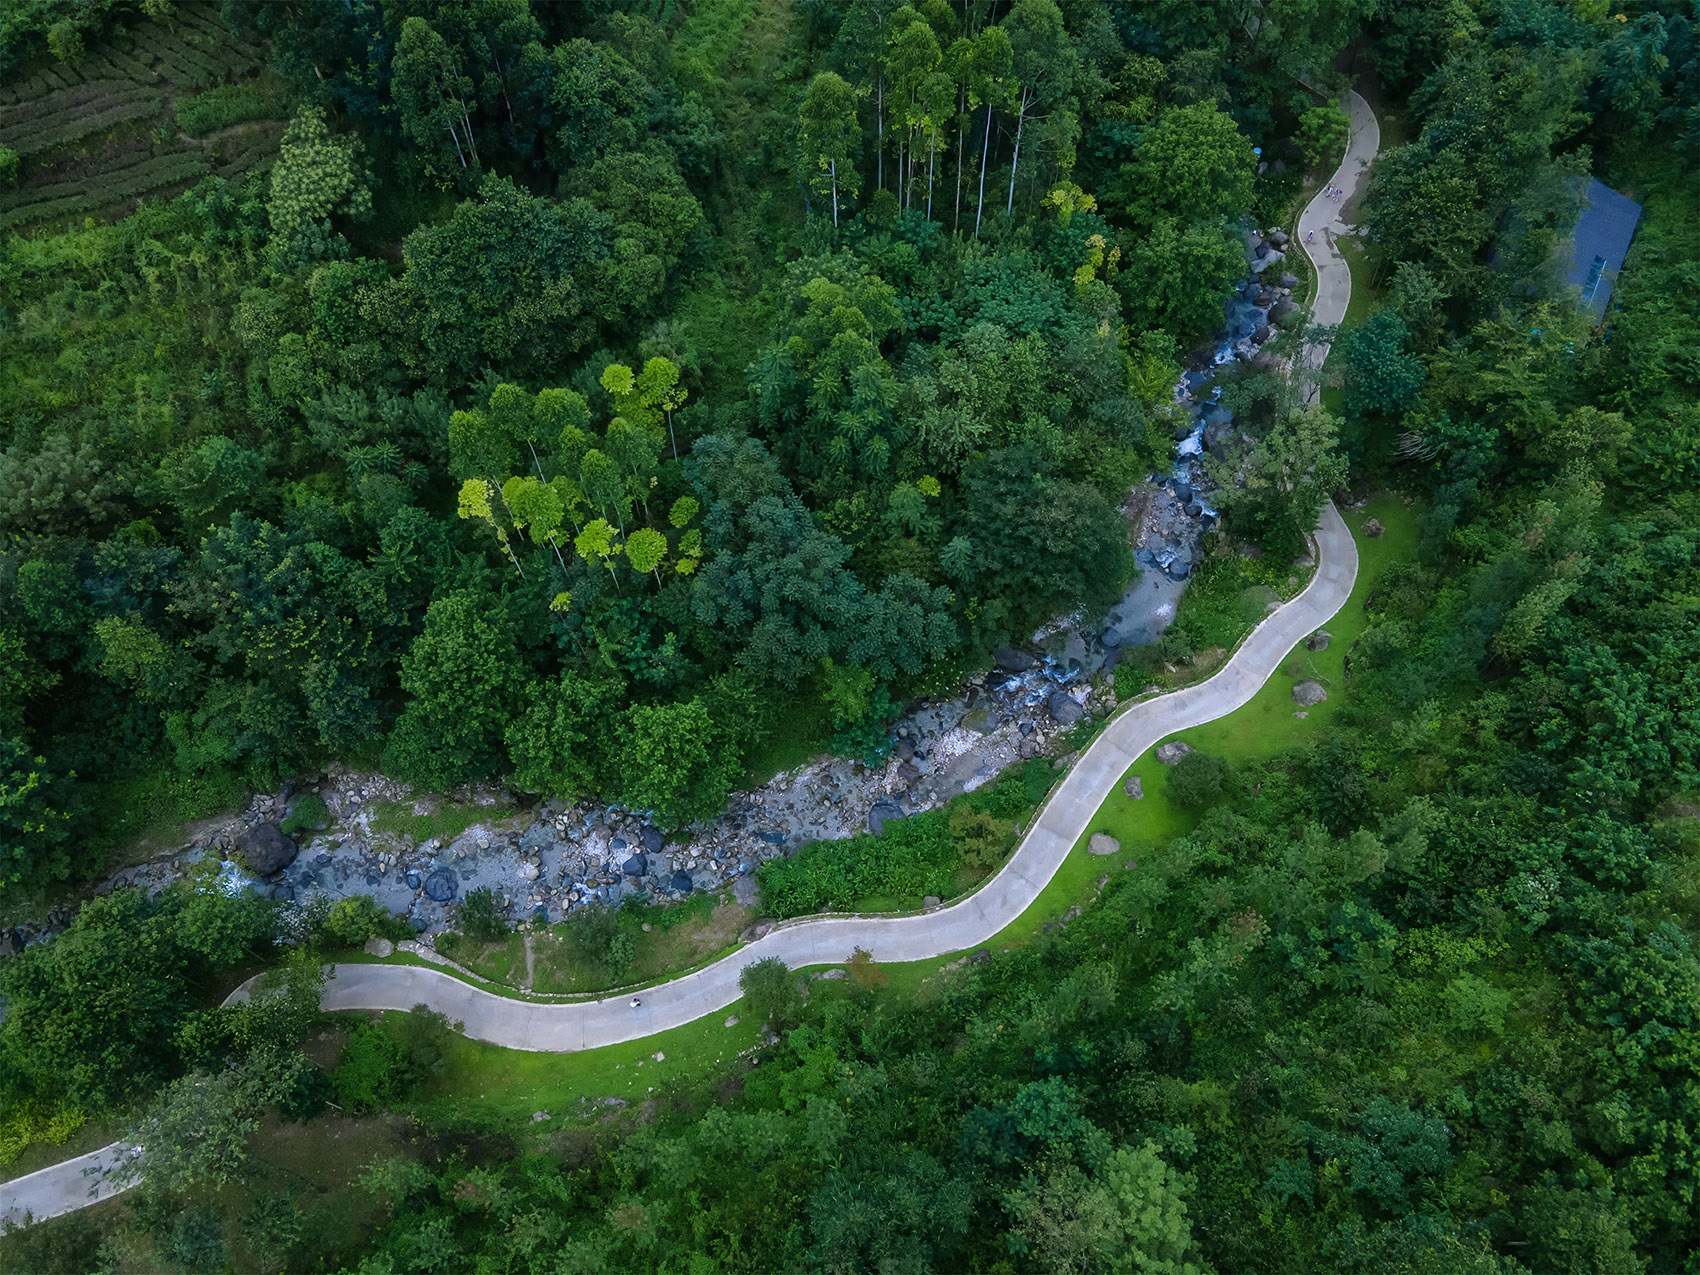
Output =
[{"x1": 1568, "y1": 177, "x2": 1641, "y2": 319}]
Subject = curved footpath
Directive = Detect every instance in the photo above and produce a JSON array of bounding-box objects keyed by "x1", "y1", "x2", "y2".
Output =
[
  {"x1": 1297, "y1": 87, "x2": 1380, "y2": 401},
  {"x1": 3, "y1": 89, "x2": 1382, "y2": 1231},
  {"x1": 322, "y1": 503, "x2": 1356, "y2": 1050}
]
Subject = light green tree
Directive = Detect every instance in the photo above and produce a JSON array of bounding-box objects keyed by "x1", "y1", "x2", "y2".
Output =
[
  {"x1": 267, "y1": 107, "x2": 371, "y2": 266},
  {"x1": 798, "y1": 72, "x2": 862, "y2": 227}
]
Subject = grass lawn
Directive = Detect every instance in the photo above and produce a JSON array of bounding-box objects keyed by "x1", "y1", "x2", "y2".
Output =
[{"x1": 413, "y1": 1004, "x2": 764, "y2": 1124}]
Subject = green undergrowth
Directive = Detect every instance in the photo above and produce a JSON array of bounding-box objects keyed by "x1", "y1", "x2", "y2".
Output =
[
  {"x1": 757, "y1": 760, "x2": 1058, "y2": 917},
  {"x1": 366, "y1": 798, "x2": 517, "y2": 846}
]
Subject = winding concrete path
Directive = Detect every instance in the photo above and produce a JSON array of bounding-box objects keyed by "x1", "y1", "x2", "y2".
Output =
[
  {"x1": 3, "y1": 90, "x2": 1384, "y2": 1232},
  {"x1": 1297, "y1": 87, "x2": 1379, "y2": 403},
  {"x1": 317, "y1": 504, "x2": 1355, "y2": 1050}
]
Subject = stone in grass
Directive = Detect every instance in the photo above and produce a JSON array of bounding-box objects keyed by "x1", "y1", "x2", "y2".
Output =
[
  {"x1": 1292, "y1": 680, "x2": 1329, "y2": 707},
  {"x1": 1154, "y1": 741, "x2": 1194, "y2": 764},
  {"x1": 1363, "y1": 517, "x2": 1385, "y2": 538},
  {"x1": 1305, "y1": 630, "x2": 1331, "y2": 651},
  {"x1": 363, "y1": 936, "x2": 394, "y2": 957},
  {"x1": 1124, "y1": 774, "x2": 1144, "y2": 800},
  {"x1": 724, "y1": 1015, "x2": 740, "y2": 1028},
  {"x1": 1089, "y1": 833, "x2": 1121, "y2": 856}
]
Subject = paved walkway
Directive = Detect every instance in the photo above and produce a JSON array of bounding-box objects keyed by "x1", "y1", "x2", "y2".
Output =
[
  {"x1": 316, "y1": 502, "x2": 1356, "y2": 1050},
  {"x1": 3, "y1": 91, "x2": 1383, "y2": 1232},
  {"x1": 1297, "y1": 88, "x2": 1380, "y2": 403}
]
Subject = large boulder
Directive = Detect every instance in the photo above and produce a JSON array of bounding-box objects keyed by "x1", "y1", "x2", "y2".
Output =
[
  {"x1": 1124, "y1": 774, "x2": 1144, "y2": 800},
  {"x1": 1363, "y1": 517, "x2": 1385, "y2": 538},
  {"x1": 1155, "y1": 741, "x2": 1194, "y2": 764},
  {"x1": 1047, "y1": 690, "x2": 1085, "y2": 727},
  {"x1": 423, "y1": 869, "x2": 458, "y2": 902},
  {"x1": 1270, "y1": 298, "x2": 1301, "y2": 327},
  {"x1": 622, "y1": 853, "x2": 648, "y2": 877},
  {"x1": 641, "y1": 827, "x2": 664, "y2": 853},
  {"x1": 1088, "y1": 833, "x2": 1121, "y2": 856},
  {"x1": 669, "y1": 870, "x2": 694, "y2": 893},
  {"x1": 993, "y1": 646, "x2": 1036, "y2": 672},
  {"x1": 237, "y1": 823, "x2": 298, "y2": 876},
  {"x1": 1305, "y1": 630, "x2": 1332, "y2": 652},
  {"x1": 1292, "y1": 680, "x2": 1329, "y2": 707}
]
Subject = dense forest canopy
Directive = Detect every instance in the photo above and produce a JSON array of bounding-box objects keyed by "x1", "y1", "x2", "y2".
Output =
[{"x1": 1, "y1": 0, "x2": 1698, "y2": 1271}]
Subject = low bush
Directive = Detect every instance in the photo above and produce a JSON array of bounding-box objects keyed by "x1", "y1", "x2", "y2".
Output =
[
  {"x1": 317, "y1": 894, "x2": 408, "y2": 948},
  {"x1": 174, "y1": 73, "x2": 289, "y2": 137},
  {"x1": 332, "y1": 1005, "x2": 457, "y2": 1111},
  {"x1": 457, "y1": 885, "x2": 510, "y2": 942},
  {"x1": 278, "y1": 792, "x2": 329, "y2": 836}
]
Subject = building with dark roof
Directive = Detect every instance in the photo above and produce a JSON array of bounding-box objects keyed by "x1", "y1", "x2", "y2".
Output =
[{"x1": 1567, "y1": 177, "x2": 1642, "y2": 320}]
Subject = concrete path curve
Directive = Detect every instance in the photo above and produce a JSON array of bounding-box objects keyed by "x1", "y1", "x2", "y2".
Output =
[
  {"x1": 1297, "y1": 87, "x2": 1380, "y2": 403},
  {"x1": 3, "y1": 90, "x2": 1385, "y2": 1233},
  {"x1": 317, "y1": 502, "x2": 1356, "y2": 1051}
]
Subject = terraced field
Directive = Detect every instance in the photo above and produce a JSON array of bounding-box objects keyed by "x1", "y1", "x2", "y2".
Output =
[{"x1": 0, "y1": 4, "x2": 286, "y2": 233}]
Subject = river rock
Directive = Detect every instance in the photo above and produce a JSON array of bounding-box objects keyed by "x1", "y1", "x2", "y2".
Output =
[
  {"x1": 622, "y1": 853, "x2": 648, "y2": 877},
  {"x1": 641, "y1": 827, "x2": 664, "y2": 853},
  {"x1": 237, "y1": 823, "x2": 297, "y2": 876},
  {"x1": 1088, "y1": 833, "x2": 1121, "y2": 856},
  {"x1": 423, "y1": 869, "x2": 458, "y2": 902},
  {"x1": 1292, "y1": 680, "x2": 1329, "y2": 707},
  {"x1": 740, "y1": 918, "x2": 776, "y2": 943},
  {"x1": 1270, "y1": 229, "x2": 1290, "y2": 249},
  {"x1": 1155, "y1": 741, "x2": 1194, "y2": 764},
  {"x1": 1305, "y1": 630, "x2": 1332, "y2": 651},
  {"x1": 994, "y1": 646, "x2": 1036, "y2": 672},
  {"x1": 1047, "y1": 691, "x2": 1085, "y2": 726},
  {"x1": 669, "y1": 870, "x2": 694, "y2": 893},
  {"x1": 1124, "y1": 774, "x2": 1144, "y2": 800},
  {"x1": 1270, "y1": 298, "x2": 1300, "y2": 327}
]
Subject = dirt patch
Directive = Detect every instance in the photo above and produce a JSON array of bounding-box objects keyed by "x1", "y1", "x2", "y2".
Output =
[
  {"x1": 302, "y1": 1026, "x2": 349, "y2": 1072},
  {"x1": 253, "y1": 1110, "x2": 408, "y2": 1189}
]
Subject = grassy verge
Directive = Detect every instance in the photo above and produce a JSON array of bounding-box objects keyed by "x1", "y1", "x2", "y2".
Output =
[{"x1": 415, "y1": 1006, "x2": 764, "y2": 1122}]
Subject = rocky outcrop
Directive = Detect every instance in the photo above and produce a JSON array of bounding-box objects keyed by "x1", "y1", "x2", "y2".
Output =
[
  {"x1": 1155, "y1": 742, "x2": 1194, "y2": 764},
  {"x1": 237, "y1": 823, "x2": 297, "y2": 876},
  {"x1": 1292, "y1": 680, "x2": 1329, "y2": 707}
]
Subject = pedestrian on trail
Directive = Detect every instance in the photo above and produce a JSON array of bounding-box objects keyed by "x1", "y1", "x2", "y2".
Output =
[{"x1": 630, "y1": 998, "x2": 642, "y2": 1009}]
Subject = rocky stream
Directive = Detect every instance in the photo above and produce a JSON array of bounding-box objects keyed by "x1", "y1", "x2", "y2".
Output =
[{"x1": 6, "y1": 230, "x2": 1305, "y2": 953}]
